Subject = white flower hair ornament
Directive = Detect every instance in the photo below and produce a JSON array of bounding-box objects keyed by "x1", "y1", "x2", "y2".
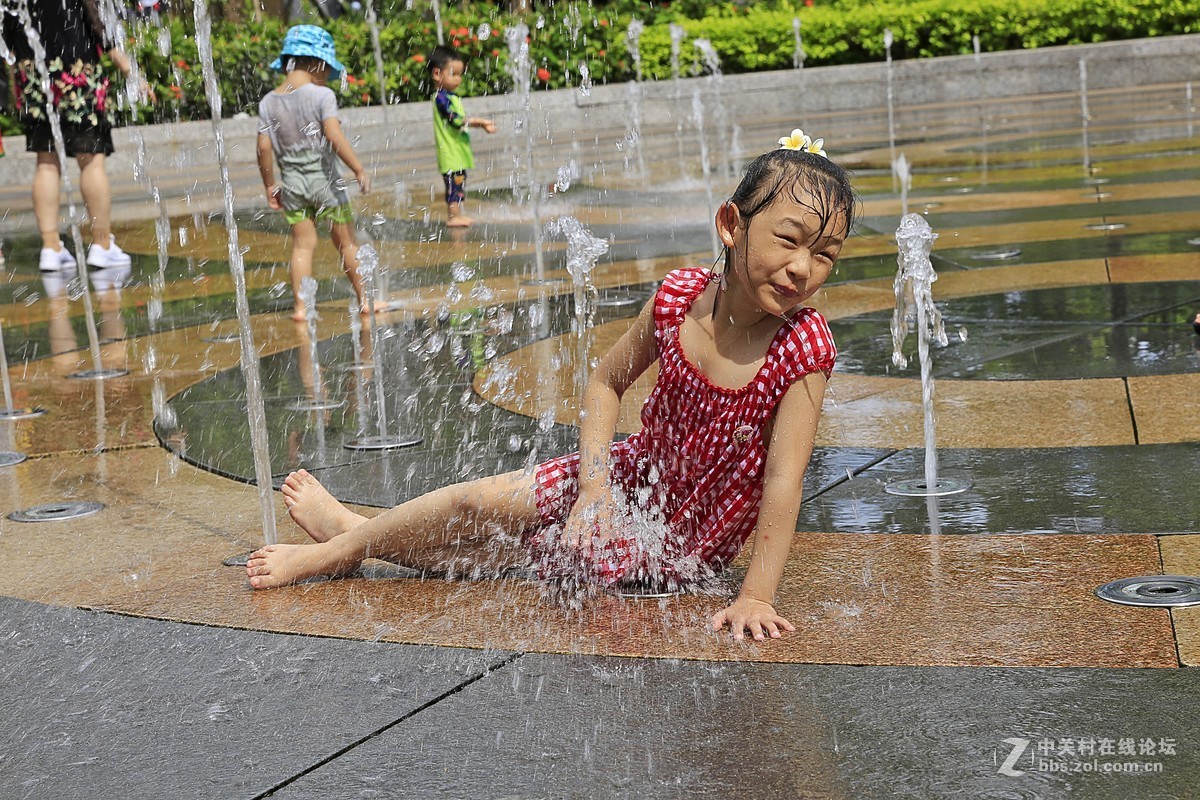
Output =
[{"x1": 777, "y1": 128, "x2": 827, "y2": 158}]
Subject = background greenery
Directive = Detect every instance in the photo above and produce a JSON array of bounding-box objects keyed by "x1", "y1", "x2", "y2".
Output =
[{"x1": 4, "y1": 0, "x2": 1198, "y2": 131}]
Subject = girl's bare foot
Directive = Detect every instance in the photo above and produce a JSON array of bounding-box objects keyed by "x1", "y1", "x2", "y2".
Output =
[
  {"x1": 246, "y1": 542, "x2": 358, "y2": 589},
  {"x1": 291, "y1": 308, "x2": 307, "y2": 323},
  {"x1": 281, "y1": 469, "x2": 368, "y2": 543},
  {"x1": 447, "y1": 216, "x2": 473, "y2": 228}
]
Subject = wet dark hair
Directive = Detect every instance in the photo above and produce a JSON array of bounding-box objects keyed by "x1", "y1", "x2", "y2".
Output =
[
  {"x1": 289, "y1": 55, "x2": 328, "y2": 74},
  {"x1": 728, "y1": 148, "x2": 857, "y2": 243},
  {"x1": 429, "y1": 45, "x2": 465, "y2": 74}
]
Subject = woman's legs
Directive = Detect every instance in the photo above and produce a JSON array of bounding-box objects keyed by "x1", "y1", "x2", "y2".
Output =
[
  {"x1": 247, "y1": 468, "x2": 543, "y2": 589},
  {"x1": 76, "y1": 152, "x2": 113, "y2": 248},
  {"x1": 32, "y1": 152, "x2": 63, "y2": 250},
  {"x1": 288, "y1": 217, "x2": 319, "y2": 322},
  {"x1": 329, "y1": 220, "x2": 366, "y2": 310}
]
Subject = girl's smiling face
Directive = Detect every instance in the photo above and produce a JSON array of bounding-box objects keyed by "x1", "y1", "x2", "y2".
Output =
[{"x1": 719, "y1": 190, "x2": 847, "y2": 317}]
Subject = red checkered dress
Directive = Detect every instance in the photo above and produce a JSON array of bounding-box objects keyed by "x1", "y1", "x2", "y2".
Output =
[{"x1": 529, "y1": 267, "x2": 837, "y2": 587}]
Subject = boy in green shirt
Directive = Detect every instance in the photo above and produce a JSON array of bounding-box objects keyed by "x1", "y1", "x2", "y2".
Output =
[{"x1": 429, "y1": 45, "x2": 496, "y2": 228}]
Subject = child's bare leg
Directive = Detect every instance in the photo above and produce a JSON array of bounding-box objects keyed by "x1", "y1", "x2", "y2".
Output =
[
  {"x1": 247, "y1": 469, "x2": 541, "y2": 589},
  {"x1": 329, "y1": 221, "x2": 367, "y2": 311},
  {"x1": 289, "y1": 217, "x2": 319, "y2": 322},
  {"x1": 281, "y1": 468, "x2": 366, "y2": 542},
  {"x1": 446, "y1": 202, "x2": 473, "y2": 228}
]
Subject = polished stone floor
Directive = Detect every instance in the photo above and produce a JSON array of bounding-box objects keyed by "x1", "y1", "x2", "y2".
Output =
[{"x1": 2, "y1": 70, "x2": 1200, "y2": 798}]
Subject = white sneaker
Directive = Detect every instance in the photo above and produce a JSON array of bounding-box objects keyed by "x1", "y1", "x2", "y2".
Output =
[
  {"x1": 39, "y1": 244, "x2": 77, "y2": 271},
  {"x1": 86, "y1": 235, "x2": 132, "y2": 269}
]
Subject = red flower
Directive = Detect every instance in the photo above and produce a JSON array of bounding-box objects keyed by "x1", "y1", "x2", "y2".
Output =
[
  {"x1": 454, "y1": 27, "x2": 469, "y2": 37},
  {"x1": 452, "y1": 39, "x2": 461, "y2": 47},
  {"x1": 491, "y1": 49, "x2": 500, "y2": 56},
  {"x1": 536, "y1": 67, "x2": 550, "y2": 82},
  {"x1": 361, "y1": 92, "x2": 369, "y2": 101},
  {"x1": 599, "y1": 19, "x2": 609, "y2": 27},
  {"x1": 411, "y1": 54, "x2": 426, "y2": 63},
  {"x1": 598, "y1": 49, "x2": 606, "y2": 56}
]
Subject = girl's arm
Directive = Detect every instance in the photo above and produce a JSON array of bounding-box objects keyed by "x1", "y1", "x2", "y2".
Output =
[
  {"x1": 563, "y1": 297, "x2": 658, "y2": 543},
  {"x1": 710, "y1": 369, "x2": 828, "y2": 641},
  {"x1": 321, "y1": 116, "x2": 371, "y2": 194},
  {"x1": 256, "y1": 133, "x2": 281, "y2": 209}
]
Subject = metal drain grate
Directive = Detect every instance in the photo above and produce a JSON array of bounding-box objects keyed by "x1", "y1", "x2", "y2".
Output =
[
  {"x1": 1095, "y1": 576, "x2": 1200, "y2": 608},
  {"x1": 284, "y1": 398, "x2": 346, "y2": 412},
  {"x1": 0, "y1": 406, "x2": 47, "y2": 420},
  {"x1": 884, "y1": 477, "x2": 971, "y2": 497},
  {"x1": 594, "y1": 292, "x2": 645, "y2": 308},
  {"x1": 201, "y1": 333, "x2": 241, "y2": 343},
  {"x1": 67, "y1": 367, "x2": 129, "y2": 380},
  {"x1": 611, "y1": 584, "x2": 682, "y2": 599},
  {"x1": 344, "y1": 433, "x2": 423, "y2": 451},
  {"x1": 8, "y1": 501, "x2": 104, "y2": 522},
  {"x1": 222, "y1": 552, "x2": 253, "y2": 567},
  {"x1": 0, "y1": 451, "x2": 27, "y2": 467},
  {"x1": 970, "y1": 248, "x2": 1021, "y2": 261}
]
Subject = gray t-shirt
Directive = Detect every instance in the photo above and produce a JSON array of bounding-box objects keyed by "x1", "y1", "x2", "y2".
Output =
[{"x1": 258, "y1": 83, "x2": 349, "y2": 211}]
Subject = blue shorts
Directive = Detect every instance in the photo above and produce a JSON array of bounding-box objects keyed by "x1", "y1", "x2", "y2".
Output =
[{"x1": 443, "y1": 170, "x2": 467, "y2": 204}]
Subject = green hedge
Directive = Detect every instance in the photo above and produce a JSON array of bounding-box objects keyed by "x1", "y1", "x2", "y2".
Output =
[{"x1": 5, "y1": 0, "x2": 1197, "y2": 131}]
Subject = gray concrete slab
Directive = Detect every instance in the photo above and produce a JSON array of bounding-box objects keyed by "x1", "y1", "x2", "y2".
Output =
[
  {"x1": 270, "y1": 652, "x2": 1200, "y2": 800},
  {"x1": 0, "y1": 596, "x2": 515, "y2": 799}
]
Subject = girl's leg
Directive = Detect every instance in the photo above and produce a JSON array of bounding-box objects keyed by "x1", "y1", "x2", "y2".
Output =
[
  {"x1": 247, "y1": 468, "x2": 543, "y2": 589},
  {"x1": 289, "y1": 217, "x2": 319, "y2": 322},
  {"x1": 445, "y1": 171, "x2": 472, "y2": 227},
  {"x1": 446, "y1": 201, "x2": 473, "y2": 228},
  {"x1": 32, "y1": 152, "x2": 63, "y2": 249},
  {"x1": 280, "y1": 468, "x2": 366, "y2": 542},
  {"x1": 329, "y1": 220, "x2": 366, "y2": 310},
  {"x1": 76, "y1": 152, "x2": 113, "y2": 247}
]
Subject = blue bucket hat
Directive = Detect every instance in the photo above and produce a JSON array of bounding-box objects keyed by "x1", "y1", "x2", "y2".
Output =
[{"x1": 269, "y1": 25, "x2": 346, "y2": 80}]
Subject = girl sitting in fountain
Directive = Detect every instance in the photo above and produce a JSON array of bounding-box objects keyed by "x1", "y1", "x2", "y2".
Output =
[{"x1": 248, "y1": 129, "x2": 854, "y2": 642}]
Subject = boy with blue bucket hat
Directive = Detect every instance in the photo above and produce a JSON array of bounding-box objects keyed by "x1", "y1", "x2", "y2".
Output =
[{"x1": 256, "y1": 24, "x2": 369, "y2": 321}]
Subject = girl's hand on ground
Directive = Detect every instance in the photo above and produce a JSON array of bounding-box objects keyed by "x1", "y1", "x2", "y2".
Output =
[
  {"x1": 562, "y1": 495, "x2": 617, "y2": 554},
  {"x1": 710, "y1": 597, "x2": 795, "y2": 642},
  {"x1": 355, "y1": 170, "x2": 371, "y2": 194}
]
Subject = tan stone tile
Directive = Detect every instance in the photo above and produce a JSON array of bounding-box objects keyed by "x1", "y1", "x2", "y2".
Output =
[
  {"x1": 0, "y1": 449, "x2": 290, "y2": 607},
  {"x1": 89, "y1": 526, "x2": 1175, "y2": 668},
  {"x1": 1127, "y1": 374, "x2": 1200, "y2": 445},
  {"x1": 817, "y1": 377, "x2": 1134, "y2": 449},
  {"x1": 1108, "y1": 252, "x2": 1200, "y2": 284},
  {"x1": 933, "y1": 260, "x2": 1110, "y2": 298},
  {"x1": 1157, "y1": 535, "x2": 1200, "y2": 667},
  {"x1": 0, "y1": 448, "x2": 1177, "y2": 668}
]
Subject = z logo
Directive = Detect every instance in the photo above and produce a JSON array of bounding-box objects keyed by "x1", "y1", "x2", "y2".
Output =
[{"x1": 998, "y1": 737, "x2": 1030, "y2": 776}]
